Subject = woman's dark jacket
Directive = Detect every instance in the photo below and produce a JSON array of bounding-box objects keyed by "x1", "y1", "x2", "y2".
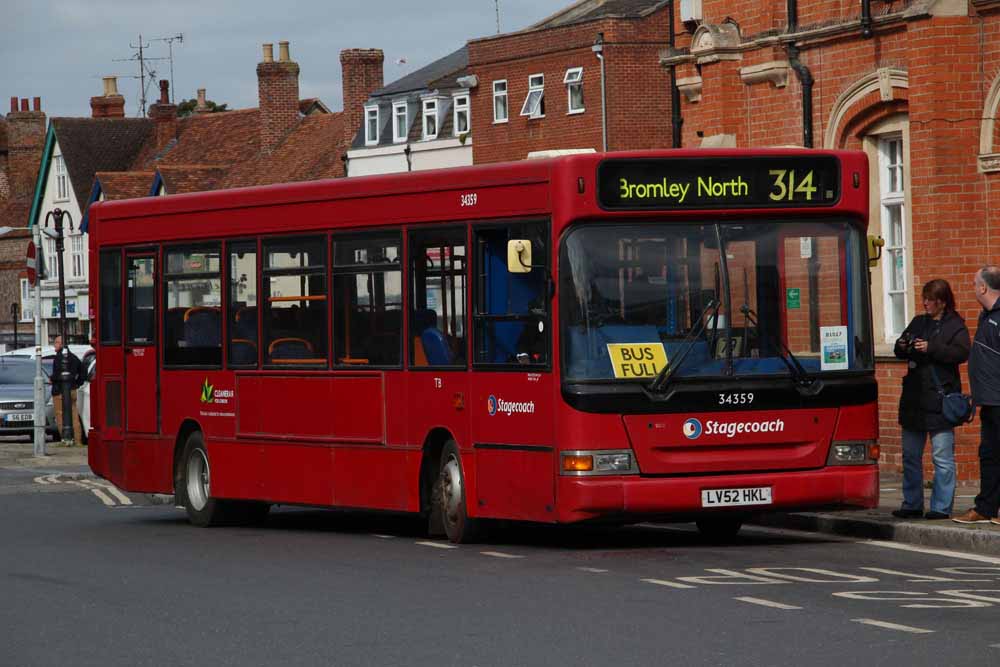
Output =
[{"x1": 894, "y1": 310, "x2": 970, "y2": 431}]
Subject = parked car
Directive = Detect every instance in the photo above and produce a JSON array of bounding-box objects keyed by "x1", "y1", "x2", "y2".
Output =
[
  {"x1": 0, "y1": 357, "x2": 56, "y2": 438},
  {"x1": 2, "y1": 344, "x2": 94, "y2": 361},
  {"x1": 1, "y1": 345, "x2": 94, "y2": 440}
]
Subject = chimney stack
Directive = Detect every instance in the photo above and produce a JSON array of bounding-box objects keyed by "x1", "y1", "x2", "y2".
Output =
[
  {"x1": 195, "y1": 88, "x2": 209, "y2": 113},
  {"x1": 340, "y1": 49, "x2": 384, "y2": 146},
  {"x1": 257, "y1": 40, "x2": 300, "y2": 154},
  {"x1": 91, "y1": 76, "x2": 126, "y2": 118},
  {"x1": 5, "y1": 96, "x2": 47, "y2": 203},
  {"x1": 149, "y1": 79, "x2": 178, "y2": 151}
]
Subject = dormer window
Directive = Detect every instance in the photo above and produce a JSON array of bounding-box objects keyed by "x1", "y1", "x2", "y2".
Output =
[
  {"x1": 564, "y1": 67, "x2": 584, "y2": 114},
  {"x1": 365, "y1": 106, "x2": 379, "y2": 145},
  {"x1": 393, "y1": 101, "x2": 409, "y2": 143},
  {"x1": 520, "y1": 74, "x2": 545, "y2": 118},
  {"x1": 423, "y1": 99, "x2": 438, "y2": 140},
  {"x1": 453, "y1": 94, "x2": 470, "y2": 136}
]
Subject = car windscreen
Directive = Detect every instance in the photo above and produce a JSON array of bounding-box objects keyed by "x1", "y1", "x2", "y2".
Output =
[{"x1": 0, "y1": 361, "x2": 40, "y2": 385}]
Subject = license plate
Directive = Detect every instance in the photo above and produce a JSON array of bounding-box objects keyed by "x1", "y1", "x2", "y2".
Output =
[
  {"x1": 5, "y1": 413, "x2": 32, "y2": 423},
  {"x1": 701, "y1": 486, "x2": 772, "y2": 507}
]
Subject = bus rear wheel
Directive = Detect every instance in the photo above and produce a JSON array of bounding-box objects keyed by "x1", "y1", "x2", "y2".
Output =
[
  {"x1": 437, "y1": 440, "x2": 483, "y2": 544},
  {"x1": 180, "y1": 431, "x2": 269, "y2": 527},
  {"x1": 695, "y1": 517, "x2": 744, "y2": 541}
]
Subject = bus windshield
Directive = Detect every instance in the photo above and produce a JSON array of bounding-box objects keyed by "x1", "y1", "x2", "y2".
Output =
[{"x1": 560, "y1": 220, "x2": 872, "y2": 382}]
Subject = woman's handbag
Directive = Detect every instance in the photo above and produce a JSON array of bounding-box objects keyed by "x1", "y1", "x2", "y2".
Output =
[{"x1": 930, "y1": 366, "x2": 975, "y2": 425}]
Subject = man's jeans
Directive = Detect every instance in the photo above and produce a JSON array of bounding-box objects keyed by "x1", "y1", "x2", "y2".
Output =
[
  {"x1": 901, "y1": 428, "x2": 956, "y2": 515},
  {"x1": 975, "y1": 405, "x2": 1000, "y2": 518}
]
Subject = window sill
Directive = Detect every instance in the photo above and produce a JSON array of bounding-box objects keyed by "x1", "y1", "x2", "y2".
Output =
[
  {"x1": 493, "y1": 119, "x2": 509, "y2": 125},
  {"x1": 567, "y1": 109, "x2": 585, "y2": 115}
]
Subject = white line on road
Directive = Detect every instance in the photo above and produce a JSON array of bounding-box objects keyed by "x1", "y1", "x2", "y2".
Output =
[
  {"x1": 415, "y1": 541, "x2": 457, "y2": 550},
  {"x1": 863, "y1": 539, "x2": 1000, "y2": 565},
  {"x1": 852, "y1": 618, "x2": 934, "y2": 635},
  {"x1": 33, "y1": 475, "x2": 51, "y2": 485},
  {"x1": 67, "y1": 480, "x2": 115, "y2": 507},
  {"x1": 372, "y1": 534, "x2": 395, "y2": 539},
  {"x1": 480, "y1": 551, "x2": 524, "y2": 559},
  {"x1": 641, "y1": 578, "x2": 695, "y2": 589},
  {"x1": 81, "y1": 479, "x2": 132, "y2": 505},
  {"x1": 734, "y1": 597, "x2": 802, "y2": 610},
  {"x1": 577, "y1": 567, "x2": 609, "y2": 573},
  {"x1": 860, "y1": 567, "x2": 990, "y2": 583}
]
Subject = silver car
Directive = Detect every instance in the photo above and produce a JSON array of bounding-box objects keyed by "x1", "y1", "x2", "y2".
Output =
[{"x1": 0, "y1": 358, "x2": 57, "y2": 438}]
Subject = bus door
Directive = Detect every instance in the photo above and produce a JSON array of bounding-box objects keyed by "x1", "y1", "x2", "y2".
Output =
[
  {"x1": 124, "y1": 252, "x2": 158, "y2": 433},
  {"x1": 468, "y1": 222, "x2": 554, "y2": 522},
  {"x1": 407, "y1": 228, "x2": 471, "y2": 456}
]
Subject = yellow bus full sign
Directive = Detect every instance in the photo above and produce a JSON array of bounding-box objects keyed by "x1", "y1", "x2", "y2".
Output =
[{"x1": 607, "y1": 343, "x2": 668, "y2": 379}]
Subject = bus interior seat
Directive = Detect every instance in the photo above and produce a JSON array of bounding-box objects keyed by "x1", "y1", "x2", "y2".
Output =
[
  {"x1": 166, "y1": 307, "x2": 187, "y2": 345},
  {"x1": 413, "y1": 308, "x2": 452, "y2": 365},
  {"x1": 268, "y1": 337, "x2": 314, "y2": 360},
  {"x1": 230, "y1": 338, "x2": 258, "y2": 365},
  {"x1": 234, "y1": 306, "x2": 258, "y2": 341},
  {"x1": 183, "y1": 306, "x2": 222, "y2": 347}
]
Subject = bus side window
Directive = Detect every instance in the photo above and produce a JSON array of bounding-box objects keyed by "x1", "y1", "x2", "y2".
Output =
[
  {"x1": 262, "y1": 237, "x2": 328, "y2": 368},
  {"x1": 332, "y1": 232, "x2": 402, "y2": 367},
  {"x1": 99, "y1": 250, "x2": 122, "y2": 345},
  {"x1": 409, "y1": 228, "x2": 467, "y2": 368},
  {"x1": 473, "y1": 221, "x2": 549, "y2": 367},
  {"x1": 228, "y1": 242, "x2": 258, "y2": 368},
  {"x1": 163, "y1": 245, "x2": 222, "y2": 367}
]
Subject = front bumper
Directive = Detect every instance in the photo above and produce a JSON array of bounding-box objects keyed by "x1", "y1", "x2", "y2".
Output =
[{"x1": 556, "y1": 465, "x2": 878, "y2": 523}]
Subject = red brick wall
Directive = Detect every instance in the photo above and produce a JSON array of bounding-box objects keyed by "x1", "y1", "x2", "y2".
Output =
[
  {"x1": 257, "y1": 60, "x2": 300, "y2": 155},
  {"x1": 341, "y1": 49, "x2": 384, "y2": 145}
]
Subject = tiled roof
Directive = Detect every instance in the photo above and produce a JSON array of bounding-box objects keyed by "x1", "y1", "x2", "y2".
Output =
[
  {"x1": 222, "y1": 112, "x2": 349, "y2": 188},
  {"x1": 158, "y1": 164, "x2": 228, "y2": 194},
  {"x1": 530, "y1": 0, "x2": 668, "y2": 29},
  {"x1": 374, "y1": 46, "x2": 469, "y2": 97},
  {"x1": 299, "y1": 98, "x2": 331, "y2": 115},
  {"x1": 95, "y1": 171, "x2": 155, "y2": 200},
  {"x1": 51, "y1": 117, "x2": 153, "y2": 211},
  {"x1": 132, "y1": 109, "x2": 261, "y2": 172}
]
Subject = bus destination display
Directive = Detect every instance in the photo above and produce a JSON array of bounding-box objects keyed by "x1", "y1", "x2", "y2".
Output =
[{"x1": 598, "y1": 156, "x2": 840, "y2": 209}]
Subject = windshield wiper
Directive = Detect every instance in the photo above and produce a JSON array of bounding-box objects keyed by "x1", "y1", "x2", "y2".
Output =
[
  {"x1": 739, "y1": 304, "x2": 823, "y2": 396},
  {"x1": 645, "y1": 298, "x2": 721, "y2": 395}
]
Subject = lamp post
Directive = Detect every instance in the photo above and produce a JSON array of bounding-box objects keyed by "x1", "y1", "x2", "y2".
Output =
[
  {"x1": 43, "y1": 208, "x2": 74, "y2": 443},
  {"x1": 9, "y1": 302, "x2": 17, "y2": 351}
]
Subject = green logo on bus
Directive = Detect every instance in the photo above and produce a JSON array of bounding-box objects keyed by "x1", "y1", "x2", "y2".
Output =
[{"x1": 200, "y1": 378, "x2": 214, "y2": 404}]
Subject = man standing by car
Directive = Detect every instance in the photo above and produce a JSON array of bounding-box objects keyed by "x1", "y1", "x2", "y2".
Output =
[
  {"x1": 954, "y1": 266, "x2": 1000, "y2": 524},
  {"x1": 51, "y1": 335, "x2": 82, "y2": 446}
]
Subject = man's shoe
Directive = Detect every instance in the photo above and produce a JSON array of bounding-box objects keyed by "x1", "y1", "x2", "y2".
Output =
[
  {"x1": 891, "y1": 509, "x2": 923, "y2": 519},
  {"x1": 924, "y1": 511, "x2": 950, "y2": 520},
  {"x1": 952, "y1": 509, "x2": 991, "y2": 524}
]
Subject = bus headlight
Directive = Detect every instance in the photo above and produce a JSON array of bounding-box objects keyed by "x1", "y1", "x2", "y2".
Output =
[
  {"x1": 561, "y1": 450, "x2": 639, "y2": 476},
  {"x1": 827, "y1": 440, "x2": 879, "y2": 465}
]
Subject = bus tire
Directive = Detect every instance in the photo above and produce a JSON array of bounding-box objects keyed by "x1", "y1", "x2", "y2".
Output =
[
  {"x1": 695, "y1": 517, "x2": 744, "y2": 541},
  {"x1": 437, "y1": 440, "x2": 483, "y2": 544},
  {"x1": 180, "y1": 431, "x2": 234, "y2": 527}
]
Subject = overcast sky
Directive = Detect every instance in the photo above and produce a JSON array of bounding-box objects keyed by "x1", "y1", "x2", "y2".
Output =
[{"x1": 3, "y1": 0, "x2": 572, "y2": 119}]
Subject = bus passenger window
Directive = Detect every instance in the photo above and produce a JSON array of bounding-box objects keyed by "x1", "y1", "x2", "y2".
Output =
[
  {"x1": 409, "y1": 228, "x2": 466, "y2": 368},
  {"x1": 332, "y1": 233, "x2": 402, "y2": 366},
  {"x1": 228, "y1": 242, "x2": 258, "y2": 367},
  {"x1": 99, "y1": 250, "x2": 122, "y2": 345},
  {"x1": 164, "y1": 246, "x2": 222, "y2": 366},
  {"x1": 126, "y1": 256, "x2": 156, "y2": 345},
  {"x1": 262, "y1": 237, "x2": 327, "y2": 368},
  {"x1": 473, "y1": 222, "x2": 549, "y2": 367}
]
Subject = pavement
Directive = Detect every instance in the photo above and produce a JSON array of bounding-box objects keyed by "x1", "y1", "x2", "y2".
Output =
[{"x1": 2, "y1": 439, "x2": 999, "y2": 556}]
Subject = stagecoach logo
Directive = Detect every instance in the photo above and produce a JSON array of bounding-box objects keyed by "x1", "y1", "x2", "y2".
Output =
[
  {"x1": 200, "y1": 378, "x2": 234, "y2": 405},
  {"x1": 683, "y1": 418, "x2": 703, "y2": 439},
  {"x1": 487, "y1": 394, "x2": 536, "y2": 417}
]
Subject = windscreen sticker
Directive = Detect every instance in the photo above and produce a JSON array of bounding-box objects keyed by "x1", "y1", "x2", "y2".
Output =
[
  {"x1": 820, "y1": 326, "x2": 849, "y2": 371},
  {"x1": 607, "y1": 343, "x2": 668, "y2": 379}
]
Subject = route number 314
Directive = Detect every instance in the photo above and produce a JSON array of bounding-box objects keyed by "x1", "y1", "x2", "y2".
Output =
[{"x1": 769, "y1": 169, "x2": 817, "y2": 202}]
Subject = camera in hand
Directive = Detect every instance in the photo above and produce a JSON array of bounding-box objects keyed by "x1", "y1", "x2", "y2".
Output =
[{"x1": 899, "y1": 332, "x2": 917, "y2": 353}]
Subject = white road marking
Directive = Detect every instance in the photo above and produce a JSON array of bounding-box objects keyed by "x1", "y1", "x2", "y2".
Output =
[
  {"x1": 851, "y1": 618, "x2": 934, "y2": 634},
  {"x1": 415, "y1": 541, "x2": 457, "y2": 550},
  {"x1": 33, "y1": 474, "x2": 53, "y2": 485},
  {"x1": 480, "y1": 551, "x2": 524, "y2": 559},
  {"x1": 67, "y1": 480, "x2": 115, "y2": 507},
  {"x1": 577, "y1": 567, "x2": 609, "y2": 573},
  {"x1": 81, "y1": 479, "x2": 132, "y2": 506},
  {"x1": 372, "y1": 534, "x2": 395, "y2": 539},
  {"x1": 880, "y1": 488, "x2": 897, "y2": 492},
  {"x1": 860, "y1": 567, "x2": 990, "y2": 583},
  {"x1": 641, "y1": 578, "x2": 695, "y2": 589},
  {"x1": 734, "y1": 597, "x2": 802, "y2": 610},
  {"x1": 863, "y1": 539, "x2": 1000, "y2": 565}
]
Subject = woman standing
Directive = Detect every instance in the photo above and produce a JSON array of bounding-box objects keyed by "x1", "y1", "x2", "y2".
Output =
[{"x1": 892, "y1": 279, "x2": 970, "y2": 520}]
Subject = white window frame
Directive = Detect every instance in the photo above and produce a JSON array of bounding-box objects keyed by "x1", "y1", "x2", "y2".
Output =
[
  {"x1": 453, "y1": 94, "x2": 470, "y2": 137},
  {"x1": 71, "y1": 235, "x2": 84, "y2": 280},
  {"x1": 520, "y1": 73, "x2": 545, "y2": 119},
  {"x1": 54, "y1": 155, "x2": 69, "y2": 202},
  {"x1": 45, "y1": 238, "x2": 58, "y2": 280},
  {"x1": 392, "y1": 101, "x2": 409, "y2": 144},
  {"x1": 422, "y1": 99, "x2": 438, "y2": 140},
  {"x1": 364, "y1": 106, "x2": 379, "y2": 146},
  {"x1": 564, "y1": 67, "x2": 584, "y2": 114},
  {"x1": 19, "y1": 279, "x2": 33, "y2": 322},
  {"x1": 879, "y1": 135, "x2": 908, "y2": 340},
  {"x1": 492, "y1": 80, "x2": 508, "y2": 124}
]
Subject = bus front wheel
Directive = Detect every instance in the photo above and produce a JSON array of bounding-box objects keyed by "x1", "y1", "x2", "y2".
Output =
[
  {"x1": 437, "y1": 441, "x2": 483, "y2": 544},
  {"x1": 180, "y1": 431, "x2": 269, "y2": 527}
]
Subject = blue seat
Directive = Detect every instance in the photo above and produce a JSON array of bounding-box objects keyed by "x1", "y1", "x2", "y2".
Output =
[
  {"x1": 183, "y1": 307, "x2": 221, "y2": 348},
  {"x1": 413, "y1": 308, "x2": 453, "y2": 365},
  {"x1": 269, "y1": 337, "x2": 314, "y2": 360}
]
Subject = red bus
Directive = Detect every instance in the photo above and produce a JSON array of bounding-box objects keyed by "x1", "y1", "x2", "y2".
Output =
[{"x1": 87, "y1": 149, "x2": 879, "y2": 542}]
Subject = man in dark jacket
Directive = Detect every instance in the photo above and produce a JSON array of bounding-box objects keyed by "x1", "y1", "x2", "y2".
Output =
[
  {"x1": 892, "y1": 279, "x2": 969, "y2": 520},
  {"x1": 954, "y1": 266, "x2": 1000, "y2": 524},
  {"x1": 51, "y1": 335, "x2": 82, "y2": 446}
]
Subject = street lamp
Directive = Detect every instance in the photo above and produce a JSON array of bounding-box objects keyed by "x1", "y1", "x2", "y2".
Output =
[
  {"x1": 42, "y1": 208, "x2": 74, "y2": 443},
  {"x1": 10, "y1": 302, "x2": 18, "y2": 351}
]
